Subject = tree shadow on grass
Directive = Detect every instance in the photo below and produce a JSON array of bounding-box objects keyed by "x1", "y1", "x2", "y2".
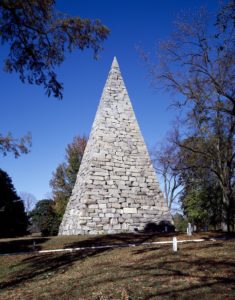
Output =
[
  {"x1": 0, "y1": 231, "x2": 178, "y2": 292},
  {"x1": 143, "y1": 274, "x2": 235, "y2": 300},
  {"x1": 0, "y1": 246, "x2": 110, "y2": 290},
  {"x1": 0, "y1": 232, "x2": 178, "y2": 255},
  {"x1": 132, "y1": 239, "x2": 229, "y2": 256},
  {"x1": 0, "y1": 237, "x2": 49, "y2": 254},
  {"x1": 1, "y1": 231, "x2": 232, "y2": 255},
  {"x1": 85, "y1": 241, "x2": 235, "y2": 299},
  {"x1": 129, "y1": 243, "x2": 235, "y2": 299},
  {"x1": 1, "y1": 234, "x2": 234, "y2": 297},
  {"x1": 191, "y1": 231, "x2": 235, "y2": 240},
  {"x1": 63, "y1": 232, "x2": 180, "y2": 249},
  {"x1": 0, "y1": 234, "x2": 174, "y2": 291},
  {"x1": 60, "y1": 241, "x2": 234, "y2": 299}
]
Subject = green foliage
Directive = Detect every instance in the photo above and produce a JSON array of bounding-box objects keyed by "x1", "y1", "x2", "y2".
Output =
[
  {"x1": 30, "y1": 199, "x2": 59, "y2": 236},
  {"x1": 177, "y1": 138, "x2": 224, "y2": 229},
  {"x1": 173, "y1": 213, "x2": 188, "y2": 232},
  {"x1": 181, "y1": 182, "x2": 223, "y2": 229},
  {"x1": 0, "y1": 0, "x2": 109, "y2": 98},
  {"x1": 0, "y1": 168, "x2": 28, "y2": 237},
  {"x1": 50, "y1": 135, "x2": 87, "y2": 221},
  {"x1": 183, "y1": 189, "x2": 209, "y2": 227}
]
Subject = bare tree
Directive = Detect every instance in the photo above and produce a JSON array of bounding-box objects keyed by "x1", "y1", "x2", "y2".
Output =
[
  {"x1": 143, "y1": 2, "x2": 235, "y2": 231},
  {"x1": 20, "y1": 192, "x2": 37, "y2": 214},
  {"x1": 151, "y1": 142, "x2": 183, "y2": 210},
  {"x1": 0, "y1": 132, "x2": 31, "y2": 158}
]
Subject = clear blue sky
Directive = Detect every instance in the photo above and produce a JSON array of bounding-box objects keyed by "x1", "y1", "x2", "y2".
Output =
[{"x1": 0, "y1": 0, "x2": 219, "y2": 200}]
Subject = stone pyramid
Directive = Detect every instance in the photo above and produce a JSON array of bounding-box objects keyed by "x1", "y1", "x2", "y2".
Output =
[{"x1": 59, "y1": 57, "x2": 172, "y2": 235}]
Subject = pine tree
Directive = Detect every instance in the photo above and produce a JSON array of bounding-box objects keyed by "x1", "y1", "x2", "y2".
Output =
[{"x1": 0, "y1": 169, "x2": 28, "y2": 237}]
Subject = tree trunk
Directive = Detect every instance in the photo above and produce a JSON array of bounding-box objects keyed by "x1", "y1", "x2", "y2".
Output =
[{"x1": 221, "y1": 192, "x2": 232, "y2": 232}]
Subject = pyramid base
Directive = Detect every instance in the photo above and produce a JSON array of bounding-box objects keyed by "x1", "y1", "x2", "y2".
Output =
[{"x1": 58, "y1": 213, "x2": 174, "y2": 235}]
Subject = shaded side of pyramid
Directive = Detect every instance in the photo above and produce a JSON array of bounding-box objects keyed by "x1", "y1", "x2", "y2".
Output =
[{"x1": 59, "y1": 57, "x2": 172, "y2": 235}]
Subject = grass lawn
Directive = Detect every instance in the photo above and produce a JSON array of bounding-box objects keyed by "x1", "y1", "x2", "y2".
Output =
[{"x1": 0, "y1": 233, "x2": 234, "y2": 299}]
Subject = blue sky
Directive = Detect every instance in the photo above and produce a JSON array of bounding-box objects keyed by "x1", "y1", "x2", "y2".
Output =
[{"x1": 1, "y1": 0, "x2": 219, "y2": 200}]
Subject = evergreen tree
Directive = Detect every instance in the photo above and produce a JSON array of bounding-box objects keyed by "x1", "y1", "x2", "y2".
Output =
[
  {"x1": 181, "y1": 185, "x2": 223, "y2": 230},
  {"x1": 30, "y1": 199, "x2": 59, "y2": 236},
  {"x1": 0, "y1": 169, "x2": 28, "y2": 237}
]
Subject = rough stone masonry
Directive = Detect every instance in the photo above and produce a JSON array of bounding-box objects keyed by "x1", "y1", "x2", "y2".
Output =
[{"x1": 59, "y1": 57, "x2": 173, "y2": 235}]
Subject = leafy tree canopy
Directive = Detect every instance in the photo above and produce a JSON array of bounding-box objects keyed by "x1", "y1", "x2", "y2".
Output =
[
  {"x1": 0, "y1": 0, "x2": 109, "y2": 98},
  {"x1": 173, "y1": 213, "x2": 188, "y2": 232},
  {"x1": 50, "y1": 135, "x2": 87, "y2": 220},
  {"x1": 0, "y1": 1, "x2": 108, "y2": 158},
  {"x1": 30, "y1": 199, "x2": 59, "y2": 236}
]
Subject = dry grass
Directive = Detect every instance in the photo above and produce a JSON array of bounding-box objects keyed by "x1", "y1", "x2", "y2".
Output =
[
  {"x1": 0, "y1": 233, "x2": 234, "y2": 299},
  {"x1": 0, "y1": 231, "x2": 230, "y2": 254}
]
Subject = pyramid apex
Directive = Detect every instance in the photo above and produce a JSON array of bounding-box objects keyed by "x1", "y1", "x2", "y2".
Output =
[{"x1": 111, "y1": 56, "x2": 119, "y2": 69}]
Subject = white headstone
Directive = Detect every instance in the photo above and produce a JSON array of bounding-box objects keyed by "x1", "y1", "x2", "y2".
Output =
[
  {"x1": 173, "y1": 236, "x2": 177, "y2": 252},
  {"x1": 187, "y1": 223, "x2": 192, "y2": 236}
]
